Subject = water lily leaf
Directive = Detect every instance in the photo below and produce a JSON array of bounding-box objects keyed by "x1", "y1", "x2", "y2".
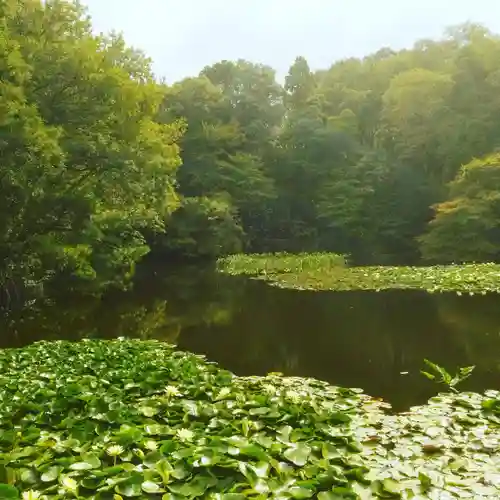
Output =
[
  {"x1": 41, "y1": 466, "x2": 61, "y2": 482},
  {"x1": 284, "y1": 443, "x2": 311, "y2": 466},
  {"x1": 382, "y1": 478, "x2": 401, "y2": 495},
  {"x1": 162, "y1": 494, "x2": 182, "y2": 500},
  {"x1": 251, "y1": 462, "x2": 270, "y2": 478},
  {"x1": 168, "y1": 482, "x2": 201, "y2": 497},
  {"x1": 289, "y1": 486, "x2": 314, "y2": 498},
  {"x1": 144, "y1": 451, "x2": 163, "y2": 467},
  {"x1": 139, "y1": 406, "x2": 159, "y2": 417},
  {"x1": 116, "y1": 482, "x2": 142, "y2": 497},
  {"x1": 70, "y1": 461, "x2": 95, "y2": 470},
  {"x1": 82, "y1": 452, "x2": 101, "y2": 467},
  {"x1": 61, "y1": 475, "x2": 78, "y2": 491},
  {"x1": 0, "y1": 484, "x2": 18, "y2": 499},
  {"x1": 20, "y1": 469, "x2": 37, "y2": 484},
  {"x1": 81, "y1": 476, "x2": 102, "y2": 489},
  {"x1": 329, "y1": 412, "x2": 351, "y2": 423},
  {"x1": 482, "y1": 399, "x2": 500, "y2": 410},
  {"x1": 142, "y1": 480, "x2": 164, "y2": 493},
  {"x1": 240, "y1": 444, "x2": 268, "y2": 460},
  {"x1": 322, "y1": 443, "x2": 340, "y2": 460},
  {"x1": 249, "y1": 407, "x2": 270, "y2": 415},
  {"x1": 318, "y1": 492, "x2": 340, "y2": 500}
]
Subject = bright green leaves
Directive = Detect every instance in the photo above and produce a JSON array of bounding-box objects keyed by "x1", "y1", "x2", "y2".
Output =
[
  {"x1": 1, "y1": 339, "x2": 500, "y2": 499},
  {"x1": 421, "y1": 359, "x2": 475, "y2": 392},
  {"x1": 0, "y1": 484, "x2": 19, "y2": 499},
  {"x1": 283, "y1": 443, "x2": 311, "y2": 466},
  {"x1": 420, "y1": 153, "x2": 500, "y2": 264},
  {"x1": 0, "y1": 339, "x2": 371, "y2": 498},
  {"x1": 69, "y1": 453, "x2": 101, "y2": 471},
  {"x1": 0, "y1": 0, "x2": 183, "y2": 292},
  {"x1": 218, "y1": 253, "x2": 500, "y2": 294},
  {"x1": 115, "y1": 481, "x2": 142, "y2": 497},
  {"x1": 40, "y1": 466, "x2": 61, "y2": 482}
]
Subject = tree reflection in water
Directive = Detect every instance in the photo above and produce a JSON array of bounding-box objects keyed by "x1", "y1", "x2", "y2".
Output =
[{"x1": 2, "y1": 269, "x2": 500, "y2": 411}]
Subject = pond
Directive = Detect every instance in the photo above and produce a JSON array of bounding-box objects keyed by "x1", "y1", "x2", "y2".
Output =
[{"x1": 2, "y1": 265, "x2": 500, "y2": 411}]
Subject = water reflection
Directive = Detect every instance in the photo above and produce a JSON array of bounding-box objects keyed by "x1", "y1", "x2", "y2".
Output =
[
  {"x1": 0, "y1": 267, "x2": 241, "y2": 347},
  {"x1": 2, "y1": 268, "x2": 500, "y2": 411}
]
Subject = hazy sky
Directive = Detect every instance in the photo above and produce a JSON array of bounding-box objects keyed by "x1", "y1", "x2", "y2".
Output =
[{"x1": 81, "y1": 0, "x2": 500, "y2": 82}]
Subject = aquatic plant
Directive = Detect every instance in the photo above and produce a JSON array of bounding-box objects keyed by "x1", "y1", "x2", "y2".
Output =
[
  {"x1": 0, "y1": 340, "x2": 499, "y2": 498},
  {"x1": 421, "y1": 360, "x2": 475, "y2": 393},
  {"x1": 217, "y1": 253, "x2": 346, "y2": 277},
  {"x1": 218, "y1": 254, "x2": 500, "y2": 294}
]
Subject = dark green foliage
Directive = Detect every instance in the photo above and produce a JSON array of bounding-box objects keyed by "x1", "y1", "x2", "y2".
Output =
[
  {"x1": 150, "y1": 197, "x2": 244, "y2": 260},
  {"x1": 159, "y1": 22, "x2": 500, "y2": 264},
  {"x1": 0, "y1": 0, "x2": 182, "y2": 294},
  {"x1": 5, "y1": 4, "x2": 500, "y2": 294}
]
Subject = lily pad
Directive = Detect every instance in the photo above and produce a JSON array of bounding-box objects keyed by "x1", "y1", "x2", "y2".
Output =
[{"x1": 0, "y1": 339, "x2": 499, "y2": 499}]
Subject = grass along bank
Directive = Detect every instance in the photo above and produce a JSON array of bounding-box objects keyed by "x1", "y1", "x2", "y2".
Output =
[
  {"x1": 1, "y1": 340, "x2": 500, "y2": 498},
  {"x1": 218, "y1": 253, "x2": 347, "y2": 276},
  {"x1": 217, "y1": 254, "x2": 500, "y2": 294}
]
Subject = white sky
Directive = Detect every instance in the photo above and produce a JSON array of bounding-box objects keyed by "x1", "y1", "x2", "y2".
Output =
[{"x1": 81, "y1": 0, "x2": 500, "y2": 82}]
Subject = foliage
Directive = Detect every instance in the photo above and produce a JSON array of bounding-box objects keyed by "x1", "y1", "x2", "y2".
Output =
[
  {"x1": 159, "y1": 64, "x2": 278, "y2": 251},
  {"x1": 158, "y1": 22, "x2": 500, "y2": 264},
  {"x1": 6, "y1": 6, "x2": 500, "y2": 292},
  {"x1": 218, "y1": 253, "x2": 346, "y2": 276},
  {"x1": 148, "y1": 197, "x2": 244, "y2": 260},
  {"x1": 0, "y1": 340, "x2": 500, "y2": 498},
  {"x1": 421, "y1": 360, "x2": 475, "y2": 393},
  {"x1": 0, "y1": 0, "x2": 182, "y2": 293},
  {"x1": 356, "y1": 389, "x2": 500, "y2": 499},
  {"x1": 0, "y1": 339, "x2": 378, "y2": 499},
  {"x1": 218, "y1": 254, "x2": 500, "y2": 294},
  {"x1": 419, "y1": 153, "x2": 500, "y2": 263}
]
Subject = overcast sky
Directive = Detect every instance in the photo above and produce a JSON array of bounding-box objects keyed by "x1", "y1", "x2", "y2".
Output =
[{"x1": 81, "y1": 0, "x2": 500, "y2": 82}]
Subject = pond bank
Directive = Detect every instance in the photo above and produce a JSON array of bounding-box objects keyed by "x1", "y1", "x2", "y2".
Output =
[
  {"x1": 217, "y1": 254, "x2": 500, "y2": 294},
  {"x1": 0, "y1": 339, "x2": 499, "y2": 499}
]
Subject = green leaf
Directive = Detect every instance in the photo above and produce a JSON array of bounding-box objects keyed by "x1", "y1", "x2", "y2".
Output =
[
  {"x1": 0, "y1": 484, "x2": 19, "y2": 499},
  {"x1": 283, "y1": 443, "x2": 311, "y2": 466},
  {"x1": 318, "y1": 492, "x2": 339, "y2": 500},
  {"x1": 382, "y1": 478, "x2": 402, "y2": 495},
  {"x1": 41, "y1": 466, "x2": 61, "y2": 482},
  {"x1": 70, "y1": 461, "x2": 94, "y2": 470},
  {"x1": 290, "y1": 486, "x2": 314, "y2": 498},
  {"x1": 142, "y1": 481, "x2": 164, "y2": 493},
  {"x1": 81, "y1": 452, "x2": 101, "y2": 468},
  {"x1": 139, "y1": 406, "x2": 159, "y2": 417},
  {"x1": 116, "y1": 482, "x2": 142, "y2": 497}
]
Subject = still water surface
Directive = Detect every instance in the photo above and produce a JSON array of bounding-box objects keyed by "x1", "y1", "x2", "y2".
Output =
[{"x1": 2, "y1": 267, "x2": 500, "y2": 411}]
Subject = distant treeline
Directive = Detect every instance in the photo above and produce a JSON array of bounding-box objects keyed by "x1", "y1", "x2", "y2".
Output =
[{"x1": 2, "y1": 0, "x2": 500, "y2": 293}]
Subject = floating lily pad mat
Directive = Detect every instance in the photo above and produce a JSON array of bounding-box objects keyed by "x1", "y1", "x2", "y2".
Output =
[
  {"x1": 217, "y1": 255, "x2": 500, "y2": 294},
  {"x1": 0, "y1": 339, "x2": 499, "y2": 499}
]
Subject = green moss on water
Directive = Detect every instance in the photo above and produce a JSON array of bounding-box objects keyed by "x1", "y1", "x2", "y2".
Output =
[
  {"x1": 217, "y1": 254, "x2": 500, "y2": 294},
  {"x1": 1, "y1": 340, "x2": 500, "y2": 498}
]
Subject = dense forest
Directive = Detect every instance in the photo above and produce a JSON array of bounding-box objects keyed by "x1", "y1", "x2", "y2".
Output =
[{"x1": 3, "y1": 0, "x2": 500, "y2": 294}]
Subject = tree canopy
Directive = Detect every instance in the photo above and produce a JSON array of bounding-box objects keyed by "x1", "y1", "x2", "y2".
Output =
[
  {"x1": 3, "y1": 2, "x2": 500, "y2": 297},
  {"x1": 1, "y1": 0, "x2": 182, "y2": 293}
]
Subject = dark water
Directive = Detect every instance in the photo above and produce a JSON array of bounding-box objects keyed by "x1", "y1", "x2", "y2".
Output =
[{"x1": 2, "y1": 267, "x2": 500, "y2": 411}]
